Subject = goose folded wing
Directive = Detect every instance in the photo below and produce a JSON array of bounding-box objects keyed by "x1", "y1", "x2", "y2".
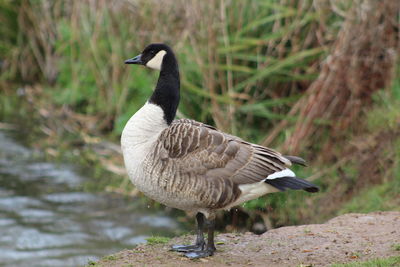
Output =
[{"x1": 158, "y1": 119, "x2": 292, "y2": 185}]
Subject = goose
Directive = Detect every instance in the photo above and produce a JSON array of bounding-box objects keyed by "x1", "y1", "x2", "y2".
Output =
[{"x1": 122, "y1": 43, "x2": 319, "y2": 259}]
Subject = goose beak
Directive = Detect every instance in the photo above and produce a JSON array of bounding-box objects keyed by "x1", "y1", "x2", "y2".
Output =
[{"x1": 125, "y1": 54, "x2": 143, "y2": 65}]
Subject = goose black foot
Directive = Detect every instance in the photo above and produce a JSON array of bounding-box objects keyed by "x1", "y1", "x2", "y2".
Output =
[
  {"x1": 171, "y1": 213, "x2": 206, "y2": 253},
  {"x1": 184, "y1": 247, "x2": 215, "y2": 259},
  {"x1": 172, "y1": 213, "x2": 216, "y2": 259},
  {"x1": 170, "y1": 243, "x2": 204, "y2": 252}
]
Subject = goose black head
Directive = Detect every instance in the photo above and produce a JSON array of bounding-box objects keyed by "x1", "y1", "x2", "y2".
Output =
[
  {"x1": 125, "y1": 43, "x2": 173, "y2": 71},
  {"x1": 125, "y1": 43, "x2": 180, "y2": 125}
]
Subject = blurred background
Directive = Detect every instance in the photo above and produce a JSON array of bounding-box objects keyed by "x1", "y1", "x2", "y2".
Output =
[{"x1": 0, "y1": 0, "x2": 399, "y2": 266}]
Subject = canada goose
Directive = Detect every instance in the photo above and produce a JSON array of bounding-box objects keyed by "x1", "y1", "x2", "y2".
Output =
[{"x1": 122, "y1": 43, "x2": 319, "y2": 258}]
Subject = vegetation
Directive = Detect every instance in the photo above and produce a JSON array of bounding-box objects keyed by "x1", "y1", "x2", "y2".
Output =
[
  {"x1": 330, "y1": 256, "x2": 400, "y2": 267},
  {"x1": 86, "y1": 260, "x2": 101, "y2": 267},
  {"x1": 145, "y1": 236, "x2": 172, "y2": 245},
  {"x1": 392, "y1": 244, "x2": 400, "y2": 252},
  {"x1": 0, "y1": 0, "x2": 399, "y2": 229},
  {"x1": 101, "y1": 255, "x2": 119, "y2": 261}
]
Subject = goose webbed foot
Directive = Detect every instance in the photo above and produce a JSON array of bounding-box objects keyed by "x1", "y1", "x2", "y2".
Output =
[
  {"x1": 171, "y1": 243, "x2": 204, "y2": 252},
  {"x1": 185, "y1": 227, "x2": 216, "y2": 258},
  {"x1": 172, "y1": 213, "x2": 216, "y2": 259},
  {"x1": 184, "y1": 246, "x2": 215, "y2": 259},
  {"x1": 171, "y1": 213, "x2": 206, "y2": 252}
]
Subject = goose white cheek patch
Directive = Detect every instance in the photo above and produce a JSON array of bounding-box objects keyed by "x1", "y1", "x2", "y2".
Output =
[{"x1": 146, "y1": 50, "x2": 167, "y2": 70}]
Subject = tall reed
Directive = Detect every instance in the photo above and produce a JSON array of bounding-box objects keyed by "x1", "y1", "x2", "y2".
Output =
[{"x1": 3, "y1": 0, "x2": 330, "y2": 139}]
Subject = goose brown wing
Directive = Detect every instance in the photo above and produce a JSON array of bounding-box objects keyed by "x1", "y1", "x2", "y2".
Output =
[
  {"x1": 156, "y1": 119, "x2": 292, "y2": 203},
  {"x1": 155, "y1": 119, "x2": 297, "y2": 208}
]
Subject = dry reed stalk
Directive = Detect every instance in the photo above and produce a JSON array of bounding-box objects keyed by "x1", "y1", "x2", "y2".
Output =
[
  {"x1": 11, "y1": 0, "x2": 334, "y2": 138},
  {"x1": 282, "y1": 0, "x2": 399, "y2": 155},
  {"x1": 15, "y1": 0, "x2": 59, "y2": 83}
]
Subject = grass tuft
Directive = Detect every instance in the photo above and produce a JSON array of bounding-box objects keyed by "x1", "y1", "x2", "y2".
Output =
[
  {"x1": 146, "y1": 236, "x2": 171, "y2": 245},
  {"x1": 330, "y1": 256, "x2": 400, "y2": 267},
  {"x1": 101, "y1": 255, "x2": 118, "y2": 261},
  {"x1": 392, "y1": 244, "x2": 400, "y2": 251},
  {"x1": 86, "y1": 260, "x2": 101, "y2": 267}
]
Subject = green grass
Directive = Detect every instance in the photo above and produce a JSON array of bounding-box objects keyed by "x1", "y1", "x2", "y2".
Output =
[
  {"x1": 101, "y1": 255, "x2": 118, "y2": 261},
  {"x1": 85, "y1": 254, "x2": 118, "y2": 266},
  {"x1": 338, "y1": 89, "x2": 400, "y2": 215},
  {"x1": 330, "y1": 256, "x2": 400, "y2": 267},
  {"x1": 145, "y1": 236, "x2": 171, "y2": 245},
  {"x1": 240, "y1": 79, "x2": 400, "y2": 226},
  {"x1": 339, "y1": 177, "x2": 400, "y2": 214},
  {"x1": 392, "y1": 244, "x2": 400, "y2": 251},
  {"x1": 1, "y1": 0, "x2": 332, "y2": 139},
  {"x1": 86, "y1": 260, "x2": 101, "y2": 267}
]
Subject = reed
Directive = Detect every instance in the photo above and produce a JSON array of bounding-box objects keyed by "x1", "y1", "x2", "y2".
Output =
[{"x1": 2, "y1": 0, "x2": 331, "y2": 138}]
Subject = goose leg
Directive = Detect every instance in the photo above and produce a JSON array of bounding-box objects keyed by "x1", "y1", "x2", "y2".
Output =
[
  {"x1": 184, "y1": 217, "x2": 216, "y2": 258},
  {"x1": 171, "y1": 213, "x2": 205, "y2": 252}
]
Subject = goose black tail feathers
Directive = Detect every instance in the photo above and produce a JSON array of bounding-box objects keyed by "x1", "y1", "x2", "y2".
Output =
[{"x1": 265, "y1": 176, "x2": 319, "y2": 193}]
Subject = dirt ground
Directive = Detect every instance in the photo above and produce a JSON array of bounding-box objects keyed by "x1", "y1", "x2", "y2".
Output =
[{"x1": 96, "y1": 211, "x2": 400, "y2": 267}]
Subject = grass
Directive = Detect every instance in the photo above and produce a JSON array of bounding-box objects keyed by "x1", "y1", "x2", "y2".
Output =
[
  {"x1": 392, "y1": 244, "x2": 400, "y2": 251},
  {"x1": 0, "y1": 0, "x2": 333, "y2": 222},
  {"x1": 330, "y1": 256, "x2": 400, "y2": 267},
  {"x1": 339, "y1": 177, "x2": 400, "y2": 214},
  {"x1": 338, "y1": 90, "x2": 400, "y2": 215},
  {"x1": 101, "y1": 255, "x2": 118, "y2": 261},
  {"x1": 239, "y1": 81, "x2": 400, "y2": 226},
  {"x1": 1, "y1": 0, "x2": 331, "y2": 138},
  {"x1": 85, "y1": 254, "x2": 119, "y2": 266},
  {"x1": 146, "y1": 236, "x2": 171, "y2": 245},
  {"x1": 86, "y1": 260, "x2": 101, "y2": 267}
]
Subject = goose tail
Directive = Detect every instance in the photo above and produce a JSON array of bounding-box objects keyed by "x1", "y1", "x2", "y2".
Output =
[{"x1": 265, "y1": 176, "x2": 319, "y2": 193}]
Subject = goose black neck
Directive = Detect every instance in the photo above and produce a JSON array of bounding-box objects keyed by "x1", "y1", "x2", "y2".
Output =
[{"x1": 149, "y1": 52, "x2": 180, "y2": 125}]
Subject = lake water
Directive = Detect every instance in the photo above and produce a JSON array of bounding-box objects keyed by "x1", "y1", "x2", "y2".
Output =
[{"x1": 0, "y1": 131, "x2": 183, "y2": 267}]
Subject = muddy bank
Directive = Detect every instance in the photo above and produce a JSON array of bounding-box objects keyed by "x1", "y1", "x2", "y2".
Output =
[{"x1": 93, "y1": 211, "x2": 400, "y2": 267}]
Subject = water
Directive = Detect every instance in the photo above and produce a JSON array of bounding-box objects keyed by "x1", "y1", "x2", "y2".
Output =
[{"x1": 0, "y1": 131, "x2": 183, "y2": 267}]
